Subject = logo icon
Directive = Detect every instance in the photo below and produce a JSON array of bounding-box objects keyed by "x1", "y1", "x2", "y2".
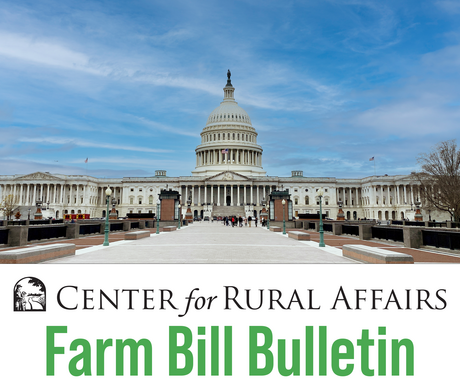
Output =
[{"x1": 14, "y1": 277, "x2": 46, "y2": 311}]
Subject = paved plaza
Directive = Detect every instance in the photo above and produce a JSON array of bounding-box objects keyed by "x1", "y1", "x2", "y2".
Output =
[{"x1": 45, "y1": 222, "x2": 355, "y2": 264}]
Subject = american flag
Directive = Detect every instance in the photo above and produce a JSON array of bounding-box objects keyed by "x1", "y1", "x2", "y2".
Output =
[
  {"x1": 85, "y1": 158, "x2": 88, "y2": 163},
  {"x1": 369, "y1": 157, "x2": 374, "y2": 161},
  {"x1": 222, "y1": 149, "x2": 228, "y2": 154}
]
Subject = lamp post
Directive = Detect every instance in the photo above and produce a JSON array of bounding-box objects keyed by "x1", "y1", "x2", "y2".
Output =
[
  {"x1": 103, "y1": 187, "x2": 112, "y2": 246},
  {"x1": 266, "y1": 205, "x2": 270, "y2": 230},
  {"x1": 156, "y1": 199, "x2": 161, "y2": 234},
  {"x1": 318, "y1": 188, "x2": 325, "y2": 247},
  {"x1": 178, "y1": 204, "x2": 181, "y2": 229},
  {"x1": 282, "y1": 199, "x2": 286, "y2": 235}
]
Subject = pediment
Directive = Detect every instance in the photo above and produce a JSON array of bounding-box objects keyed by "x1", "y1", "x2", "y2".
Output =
[
  {"x1": 206, "y1": 171, "x2": 251, "y2": 182},
  {"x1": 15, "y1": 172, "x2": 61, "y2": 181}
]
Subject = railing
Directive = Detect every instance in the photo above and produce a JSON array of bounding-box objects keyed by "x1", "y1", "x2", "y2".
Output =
[
  {"x1": 405, "y1": 221, "x2": 425, "y2": 226},
  {"x1": 372, "y1": 227, "x2": 404, "y2": 242},
  {"x1": 0, "y1": 229, "x2": 8, "y2": 245},
  {"x1": 130, "y1": 222, "x2": 140, "y2": 229},
  {"x1": 110, "y1": 223, "x2": 124, "y2": 232},
  {"x1": 29, "y1": 219, "x2": 51, "y2": 225},
  {"x1": 52, "y1": 219, "x2": 64, "y2": 224},
  {"x1": 422, "y1": 230, "x2": 460, "y2": 250},
  {"x1": 7, "y1": 220, "x2": 27, "y2": 226},
  {"x1": 428, "y1": 222, "x2": 448, "y2": 228},
  {"x1": 342, "y1": 225, "x2": 359, "y2": 236},
  {"x1": 391, "y1": 220, "x2": 403, "y2": 225},
  {"x1": 28, "y1": 225, "x2": 67, "y2": 242},
  {"x1": 323, "y1": 223, "x2": 333, "y2": 232},
  {"x1": 79, "y1": 224, "x2": 101, "y2": 235}
]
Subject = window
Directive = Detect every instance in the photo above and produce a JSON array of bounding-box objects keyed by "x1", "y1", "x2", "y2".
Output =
[
  {"x1": 294, "y1": 198, "x2": 298, "y2": 205},
  {"x1": 139, "y1": 188, "x2": 142, "y2": 192},
  {"x1": 130, "y1": 197, "x2": 134, "y2": 204},
  {"x1": 305, "y1": 196, "x2": 309, "y2": 205},
  {"x1": 130, "y1": 188, "x2": 134, "y2": 192}
]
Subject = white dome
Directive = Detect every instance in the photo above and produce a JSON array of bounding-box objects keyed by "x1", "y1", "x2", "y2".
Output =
[
  {"x1": 206, "y1": 101, "x2": 251, "y2": 126},
  {"x1": 192, "y1": 72, "x2": 265, "y2": 177}
]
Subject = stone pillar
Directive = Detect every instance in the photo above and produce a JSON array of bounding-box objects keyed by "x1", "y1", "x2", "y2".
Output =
[
  {"x1": 358, "y1": 224, "x2": 373, "y2": 240},
  {"x1": 332, "y1": 223, "x2": 343, "y2": 235},
  {"x1": 218, "y1": 185, "x2": 220, "y2": 206},
  {"x1": 250, "y1": 186, "x2": 253, "y2": 205},
  {"x1": 403, "y1": 227, "x2": 423, "y2": 248},
  {"x1": 7, "y1": 226, "x2": 29, "y2": 247},
  {"x1": 66, "y1": 223, "x2": 80, "y2": 239},
  {"x1": 230, "y1": 185, "x2": 234, "y2": 206}
]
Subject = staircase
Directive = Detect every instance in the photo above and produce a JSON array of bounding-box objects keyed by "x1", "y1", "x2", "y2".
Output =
[{"x1": 212, "y1": 205, "x2": 245, "y2": 217}]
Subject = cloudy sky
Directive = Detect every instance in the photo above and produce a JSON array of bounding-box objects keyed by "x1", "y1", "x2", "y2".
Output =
[{"x1": 1, "y1": 0, "x2": 460, "y2": 179}]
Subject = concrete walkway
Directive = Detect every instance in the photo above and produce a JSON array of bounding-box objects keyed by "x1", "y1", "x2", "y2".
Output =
[{"x1": 45, "y1": 222, "x2": 355, "y2": 264}]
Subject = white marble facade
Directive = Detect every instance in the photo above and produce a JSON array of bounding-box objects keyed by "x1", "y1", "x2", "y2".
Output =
[{"x1": 0, "y1": 75, "x2": 448, "y2": 221}]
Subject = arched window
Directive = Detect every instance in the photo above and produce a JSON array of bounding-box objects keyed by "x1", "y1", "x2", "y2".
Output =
[
  {"x1": 305, "y1": 196, "x2": 309, "y2": 205},
  {"x1": 149, "y1": 195, "x2": 153, "y2": 204}
]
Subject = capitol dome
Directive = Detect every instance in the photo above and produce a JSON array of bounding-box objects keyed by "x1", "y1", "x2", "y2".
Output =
[{"x1": 191, "y1": 71, "x2": 266, "y2": 177}]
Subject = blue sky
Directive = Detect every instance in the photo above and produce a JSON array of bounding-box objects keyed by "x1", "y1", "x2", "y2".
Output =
[{"x1": 1, "y1": 0, "x2": 460, "y2": 179}]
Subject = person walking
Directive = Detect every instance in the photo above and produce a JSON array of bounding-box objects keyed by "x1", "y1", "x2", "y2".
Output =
[
  {"x1": 248, "y1": 215, "x2": 252, "y2": 227},
  {"x1": 255, "y1": 217, "x2": 258, "y2": 227}
]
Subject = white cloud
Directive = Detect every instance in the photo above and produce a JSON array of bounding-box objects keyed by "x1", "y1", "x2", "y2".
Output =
[
  {"x1": 0, "y1": 31, "x2": 109, "y2": 75},
  {"x1": 435, "y1": 1, "x2": 460, "y2": 14},
  {"x1": 18, "y1": 137, "x2": 173, "y2": 153}
]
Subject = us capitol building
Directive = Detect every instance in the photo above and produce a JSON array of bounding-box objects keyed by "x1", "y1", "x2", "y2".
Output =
[{"x1": 0, "y1": 72, "x2": 441, "y2": 222}]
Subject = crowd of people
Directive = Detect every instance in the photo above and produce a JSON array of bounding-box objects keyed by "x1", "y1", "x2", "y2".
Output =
[{"x1": 222, "y1": 215, "x2": 266, "y2": 227}]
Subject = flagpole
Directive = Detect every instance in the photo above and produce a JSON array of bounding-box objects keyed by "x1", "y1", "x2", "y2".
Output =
[{"x1": 374, "y1": 159, "x2": 376, "y2": 176}]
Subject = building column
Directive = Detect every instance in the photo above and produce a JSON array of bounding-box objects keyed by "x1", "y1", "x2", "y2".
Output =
[
  {"x1": 33, "y1": 184, "x2": 37, "y2": 205},
  {"x1": 217, "y1": 185, "x2": 220, "y2": 206},
  {"x1": 230, "y1": 185, "x2": 234, "y2": 206},
  {"x1": 237, "y1": 184, "x2": 240, "y2": 206},
  {"x1": 19, "y1": 185, "x2": 23, "y2": 205},
  {"x1": 250, "y1": 186, "x2": 253, "y2": 205},
  {"x1": 12, "y1": 184, "x2": 17, "y2": 203}
]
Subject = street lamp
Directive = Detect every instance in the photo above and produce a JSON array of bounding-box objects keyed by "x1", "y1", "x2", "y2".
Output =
[
  {"x1": 266, "y1": 205, "x2": 270, "y2": 230},
  {"x1": 318, "y1": 188, "x2": 325, "y2": 247},
  {"x1": 282, "y1": 199, "x2": 286, "y2": 235},
  {"x1": 156, "y1": 199, "x2": 161, "y2": 234},
  {"x1": 103, "y1": 187, "x2": 112, "y2": 246},
  {"x1": 178, "y1": 204, "x2": 181, "y2": 229}
]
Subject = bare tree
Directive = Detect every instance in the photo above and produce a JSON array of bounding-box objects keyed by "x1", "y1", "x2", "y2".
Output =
[
  {"x1": 413, "y1": 140, "x2": 460, "y2": 222},
  {"x1": 1, "y1": 194, "x2": 16, "y2": 221}
]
